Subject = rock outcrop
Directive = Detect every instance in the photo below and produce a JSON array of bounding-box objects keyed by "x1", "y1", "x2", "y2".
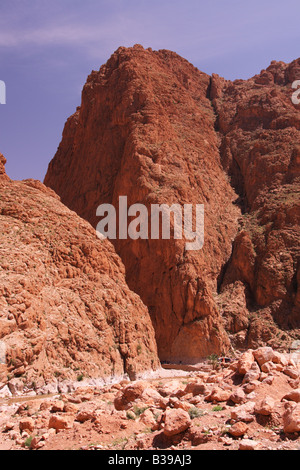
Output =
[
  {"x1": 213, "y1": 59, "x2": 300, "y2": 347},
  {"x1": 44, "y1": 45, "x2": 300, "y2": 360},
  {"x1": 0, "y1": 154, "x2": 9, "y2": 181},
  {"x1": 0, "y1": 156, "x2": 159, "y2": 388},
  {"x1": 44, "y1": 45, "x2": 240, "y2": 362}
]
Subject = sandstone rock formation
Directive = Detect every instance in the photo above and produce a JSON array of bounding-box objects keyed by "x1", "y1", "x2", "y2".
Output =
[
  {"x1": 44, "y1": 45, "x2": 240, "y2": 362},
  {"x1": 0, "y1": 156, "x2": 159, "y2": 389},
  {"x1": 0, "y1": 154, "x2": 9, "y2": 181},
  {"x1": 212, "y1": 60, "x2": 300, "y2": 348},
  {"x1": 44, "y1": 45, "x2": 300, "y2": 361}
]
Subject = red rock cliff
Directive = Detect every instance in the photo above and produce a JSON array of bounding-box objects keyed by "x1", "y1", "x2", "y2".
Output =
[
  {"x1": 44, "y1": 45, "x2": 240, "y2": 362},
  {"x1": 44, "y1": 46, "x2": 300, "y2": 359},
  {"x1": 0, "y1": 156, "x2": 159, "y2": 387},
  {"x1": 211, "y1": 59, "x2": 300, "y2": 347}
]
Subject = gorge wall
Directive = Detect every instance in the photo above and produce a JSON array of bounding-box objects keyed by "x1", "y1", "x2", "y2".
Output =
[
  {"x1": 44, "y1": 46, "x2": 300, "y2": 361},
  {"x1": 0, "y1": 154, "x2": 159, "y2": 388}
]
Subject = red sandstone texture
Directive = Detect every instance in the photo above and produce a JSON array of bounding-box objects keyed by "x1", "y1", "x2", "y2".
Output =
[
  {"x1": 0, "y1": 157, "x2": 159, "y2": 388},
  {"x1": 212, "y1": 59, "x2": 300, "y2": 348},
  {"x1": 44, "y1": 45, "x2": 239, "y2": 362},
  {"x1": 44, "y1": 46, "x2": 300, "y2": 361}
]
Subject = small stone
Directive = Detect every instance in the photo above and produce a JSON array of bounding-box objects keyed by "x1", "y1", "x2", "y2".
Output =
[
  {"x1": 239, "y1": 439, "x2": 259, "y2": 450},
  {"x1": 254, "y1": 396, "x2": 275, "y2": 416},
  {"x1": 19, "y1": 418, "x2": 34, "y2": 433},
  {"x1": 229, "y1": 422, "x2": 248, "y2": 437}
]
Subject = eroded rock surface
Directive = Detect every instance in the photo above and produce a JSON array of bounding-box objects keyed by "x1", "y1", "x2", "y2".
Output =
[
  {"x1": 44, "y1": 46, "x2": 300, "y2": 359},
  {"x1": 0, "y1": 157, "x2": 159, "y2": 388},
  {"x1": 44, "y1": 45, "x2": 241, "y2": 361},
  {"x1": 213, "y1": 59, "x2": 300, "y2": 347}
]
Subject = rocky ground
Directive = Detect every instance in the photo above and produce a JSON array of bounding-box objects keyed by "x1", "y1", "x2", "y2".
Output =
[{"x1": 1, "y1": 346, "x2": 300, "y2": 451}]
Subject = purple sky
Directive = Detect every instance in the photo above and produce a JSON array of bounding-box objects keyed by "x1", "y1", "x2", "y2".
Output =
[{"x1": 0, "y1": 0, "x2": 299, "y2": 182}]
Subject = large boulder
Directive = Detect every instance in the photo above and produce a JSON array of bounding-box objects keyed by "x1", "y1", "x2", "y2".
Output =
[{"x1": 163, "y1": 408, "x2": 191, "y2": 437}]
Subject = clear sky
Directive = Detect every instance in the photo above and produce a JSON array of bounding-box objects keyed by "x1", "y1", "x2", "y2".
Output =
[{"x1": 0, "y1": 0, "x2": 299, "y2": 181}]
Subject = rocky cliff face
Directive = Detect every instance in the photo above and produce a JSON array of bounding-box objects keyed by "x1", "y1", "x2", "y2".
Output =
[
  {"x1": 44, "y1": 45, "x2": 239, "y2": 362},
  {"x1": 0, "y1": 157, "x2": 159, "y2": 388},
  {"x1": 44, "y1": 46, "x2": 300, "y2": 360},
  {"x1": 212, "y1": 59, "x2": 300, "y2": 348}
]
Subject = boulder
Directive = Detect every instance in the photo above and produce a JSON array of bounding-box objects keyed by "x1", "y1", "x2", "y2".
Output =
[
  {"x1": 282, "y1": 389, "x2": 300, "y2": 403},
  {"x1": 139, "y1": 409, "x2": 157, "y2": 429},
  {"x1": 48, "y1": 414, "x2": 74, "y2": 431},
  {"x1": 50, "y1": 400, "x2": 65, "y2": 413},
  {"x1": 114, "y1": 381, "x2": 149, "y2": 410},
  {"x1": 205, "y1": 387, "x2": 231, "y2": 403},
  {"x1": 283, "y1": 368, "x2": 299, "y2": 380},
  {"x1": 141, "y1": 387, "x2": 168, "y2": 409},
  {"x1": 75, "y1": 411, "x2": 95, "y2": 423},
  {"x1": 163, "y1": 408, "x2": 191, "y2": 437},
  {"x1": 8, "y1": 378, "x2": 24, "y2": 396},
  {"x1": 261, "y1": 361, "x2": 275, "y2": 373},
  {"x1": 239, "y1": 439, "x2": 259, "y2": 450},
  {"x1": 253, "y1": 347, "x2": 276, "y2": 367},
  {"x1": 19, "y1": 418, "x2": 35, "y2": 433},
  {"x1": 231, "y1": 402, "x2": 255, "y2": 423},
  {"x1": 237, "y1": 351, "x2": 255, "y2": 375},
  {"x1": 254, "y1": 396, "x2": 275, "y2": 416},
  {"x1": 230, "y1": 388, "x2": 246, "y2": 404},
  {"x1": 242, "y1": 362, "x2": 261, "y2": 384},
  {"x1": 283, "y1": 403, "x2": 300, "y2": 433},
  {"x1": 229, "y1": 422, "x2": 248, "y2": 437},
  {"x1": 0, "y1": 385, "x2": 12, "y2": 398}
]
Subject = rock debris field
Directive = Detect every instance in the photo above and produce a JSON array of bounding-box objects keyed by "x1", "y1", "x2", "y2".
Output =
[{"x1": 1, "y1": 346, "x2": 300, "y2": 451}]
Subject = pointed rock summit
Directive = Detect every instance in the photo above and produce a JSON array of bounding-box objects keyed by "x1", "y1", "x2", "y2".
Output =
[{"x1": 0, "y1": 153, "x2": 9, "y2": 180}]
